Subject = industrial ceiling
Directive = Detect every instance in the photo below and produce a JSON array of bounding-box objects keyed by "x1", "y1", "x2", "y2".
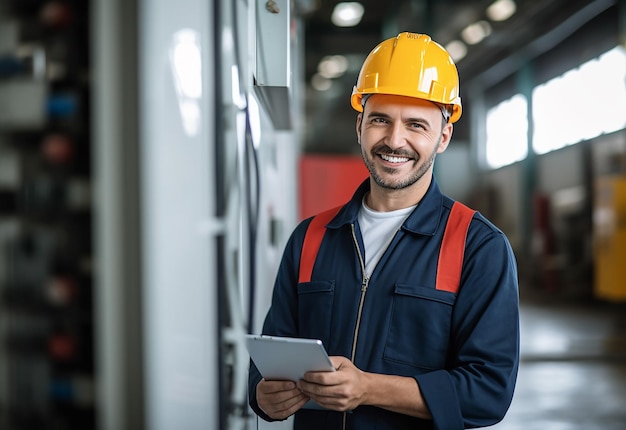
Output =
[{"x1": 297, "y1": 0, "x2": 617, "y2": 154}]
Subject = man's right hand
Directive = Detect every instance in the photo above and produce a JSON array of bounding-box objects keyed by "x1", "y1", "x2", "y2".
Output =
[{"x1": 256, "y1": 378, "x2": 310, "y2": 420}]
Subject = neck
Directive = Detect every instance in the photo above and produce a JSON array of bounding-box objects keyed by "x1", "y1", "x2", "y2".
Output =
[{"x1": 366, "y1": 175, "x2": 431, "y2": 212}]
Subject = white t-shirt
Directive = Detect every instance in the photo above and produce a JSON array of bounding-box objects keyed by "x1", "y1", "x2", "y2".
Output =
[{"x1": 358, "y1": 198, "x2": 416, "y2": 277}]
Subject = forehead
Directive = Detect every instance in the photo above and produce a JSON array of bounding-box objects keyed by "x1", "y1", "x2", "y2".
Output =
[{"x1": 364, "y1": 94, "x2": 440, "y2": 118}]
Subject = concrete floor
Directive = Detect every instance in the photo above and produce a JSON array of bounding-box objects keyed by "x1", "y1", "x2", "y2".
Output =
[{"x1": 491, "y1": 291, "x2": 626, "y2": 430}]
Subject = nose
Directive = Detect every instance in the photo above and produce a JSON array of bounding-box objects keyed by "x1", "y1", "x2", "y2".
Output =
[{"x1": 385, "y1": 122, "x2": 407, "y2": 150}]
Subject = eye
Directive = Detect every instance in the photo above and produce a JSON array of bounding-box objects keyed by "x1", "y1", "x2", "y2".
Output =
[
  {"x1": 371, "y1": 117, "x2": 388, "y2": 124},
  {"x1": 409, "y1": 122, "x2": 425, "y2": 129}
]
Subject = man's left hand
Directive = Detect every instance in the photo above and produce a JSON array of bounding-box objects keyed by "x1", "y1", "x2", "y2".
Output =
[{"x1": 297, "y1": 356, "x2": 369, "y2": 411}]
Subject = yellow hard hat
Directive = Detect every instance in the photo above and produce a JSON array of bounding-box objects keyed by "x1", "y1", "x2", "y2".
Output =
[{"x1": 351, "y1": 32, "x2": 462, "y2": 123}]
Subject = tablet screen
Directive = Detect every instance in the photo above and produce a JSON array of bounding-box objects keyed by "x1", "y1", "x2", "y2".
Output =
[{"x1": 246, "y1": 335, "x2": 335, "y2": 381}]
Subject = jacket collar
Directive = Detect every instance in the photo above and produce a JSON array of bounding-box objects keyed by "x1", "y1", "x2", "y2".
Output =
[{"x1": 326, "y1": 177, "x2": 445, "y2": 236}]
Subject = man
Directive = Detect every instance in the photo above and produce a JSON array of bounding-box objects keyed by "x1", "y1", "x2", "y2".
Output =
[{"x1": 249, "y1": 32, "x2": 520, "y2": 430}]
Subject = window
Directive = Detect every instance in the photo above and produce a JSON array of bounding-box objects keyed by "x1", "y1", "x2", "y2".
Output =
[
  {"x1": 485, "y1": 94, "x2": 528, "y2": 169},
  {"x1": 483, "y1": 45, "x2": 626, "y2": 168},
  {"x1": 533, "y1": 46, "x2": 626, "y2": 154}
]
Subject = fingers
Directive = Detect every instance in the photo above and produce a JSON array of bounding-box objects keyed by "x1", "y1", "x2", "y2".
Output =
[
  {"x1": 258, "y1": 379, "x2": 300, "y2": 395},
  {"x1": 255, "y1": 357, "x2": 362, "y2": 418},
  {"x1": 329, "y1": 355, "x2": 350, "y2": 369},
  {"x1": 303, "y1": 356, "x2": 353, "y2": 384},
  {"x1": 297, "y1": 380, "x2": 353, "y2": 411},
  {"x1": 297, "y1": 357, "x2": 364, "y2": 412},
  {"x1": 257, "y1": 380, "x2": 310, "y2": 420}
]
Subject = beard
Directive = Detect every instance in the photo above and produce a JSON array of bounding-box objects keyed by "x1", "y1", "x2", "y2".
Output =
[{"x1": 361, "y1": 139, "x2": 441, "y2": 190}]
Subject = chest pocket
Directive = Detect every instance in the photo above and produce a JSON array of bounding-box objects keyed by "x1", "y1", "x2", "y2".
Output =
[
  {"x1": 385, "y1": 284, "x2": 456, "y2": 369},
  {"x1": 297, "y1": 281, "x2": 335, "y2": 341}
]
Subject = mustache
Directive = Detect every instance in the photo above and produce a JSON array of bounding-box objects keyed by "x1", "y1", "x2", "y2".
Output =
[{"x1": 372, "y1": 144, "x2": 416, "y2": 158}]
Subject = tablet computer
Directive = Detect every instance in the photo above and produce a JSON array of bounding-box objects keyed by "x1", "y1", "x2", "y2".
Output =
[{"x1": 245, "y1": 334, "x2": 335, "y2": 382}]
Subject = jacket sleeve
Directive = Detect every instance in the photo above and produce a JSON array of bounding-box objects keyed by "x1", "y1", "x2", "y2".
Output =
[
  {"x1": 416, "y1": 226, "x2": 520, "y2": 429},
  {"x1": 248, "y1": 219, "x2": 311, "y2": 421}
]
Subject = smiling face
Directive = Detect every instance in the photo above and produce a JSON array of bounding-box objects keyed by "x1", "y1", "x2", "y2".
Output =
[{"x1": 356, "y1": 94, "x2": 453, "y2": 209}]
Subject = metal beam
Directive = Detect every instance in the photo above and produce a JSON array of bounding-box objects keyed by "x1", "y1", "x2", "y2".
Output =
[{"x1": 467, "y1": 0, "x2": 616, "y2": 90}]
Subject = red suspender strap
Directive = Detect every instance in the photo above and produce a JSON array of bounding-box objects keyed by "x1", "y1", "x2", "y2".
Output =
[
  {"x1": 436, "y1": 201, "x2": 476, "y2": 293},
  {"x1": 299, "y1": 202, "x2": 475, "y2": 292},
  {"x1": 298, "y1": 205, "x2": 343, "y2": 283}
]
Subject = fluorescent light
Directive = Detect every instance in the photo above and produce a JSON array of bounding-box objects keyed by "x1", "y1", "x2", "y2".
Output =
[
  {"x1": 445, "y1": 40, "x2": 467, "y2": 62},
  {"x1": 317, "y1": 55, "x2": 349, "y2": 78},
  {"x1": 486, "y1": 0, "x2": 516, "y2": 22},
  {"x1": 461, "y1": 20, "x2": 492, "y2": 45},
  {"x1": 331, "y1": 2, "x2": 364, "y2": 27},
  {"x1": 311, "y1": 73, "x2": 332, "y2": 91}
]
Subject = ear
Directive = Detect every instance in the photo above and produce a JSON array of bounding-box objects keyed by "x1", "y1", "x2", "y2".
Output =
[
  {"x1": 436, "y1": 123, "x2": 454, "y2": 154},
  {"x1": 355, "y1": 113, "x2": 363, "y2": 144}
]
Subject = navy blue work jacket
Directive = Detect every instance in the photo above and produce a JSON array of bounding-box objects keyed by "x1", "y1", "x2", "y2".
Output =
[{"x1": 249, "y1": 178, "x2": 520, "y2": 430}]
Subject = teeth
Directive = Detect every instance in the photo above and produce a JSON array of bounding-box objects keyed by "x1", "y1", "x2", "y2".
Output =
[{"x1": 380, "y1": 154, "x2": 409, "y2": 163}]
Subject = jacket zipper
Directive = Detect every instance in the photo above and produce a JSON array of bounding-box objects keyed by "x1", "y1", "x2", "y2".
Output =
[
  {"x1": 343, "y1": 224, "x2": 402, "y2": 429},
  {"x1": 349, "y1": 223, "x2": 369, "y2": 360},
  {"x1": 343, "y1": 224, "x2": 369, "y2": 430}
]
